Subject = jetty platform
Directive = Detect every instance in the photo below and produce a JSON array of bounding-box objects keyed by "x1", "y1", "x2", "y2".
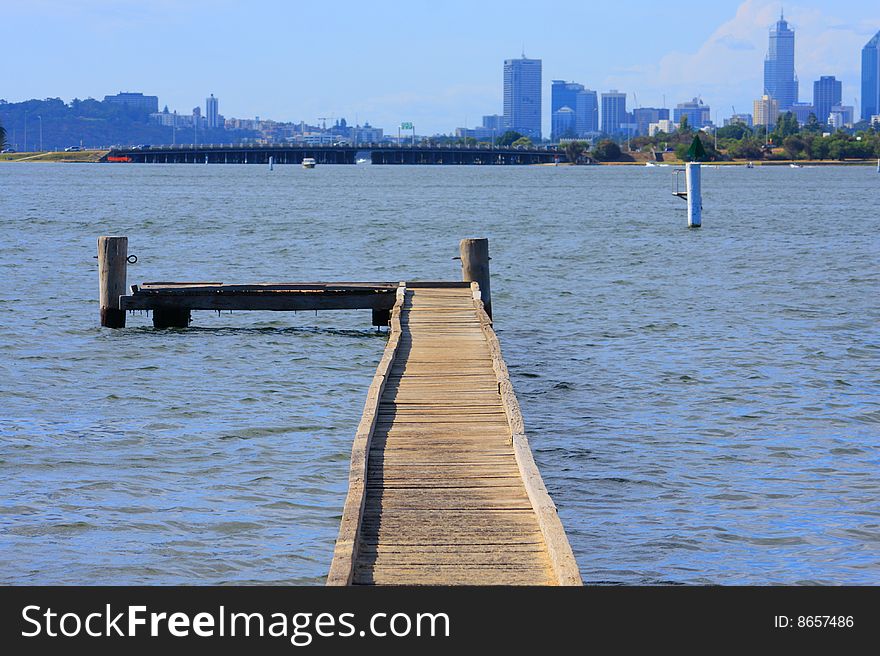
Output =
[{"x1": 102, "y1": 236, "x2": 581, "y2": 585}]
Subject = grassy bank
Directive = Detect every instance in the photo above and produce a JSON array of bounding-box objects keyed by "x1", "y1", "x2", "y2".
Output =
[{"x1": 0, "y1": 150, "x2": 108, "y2": 163}]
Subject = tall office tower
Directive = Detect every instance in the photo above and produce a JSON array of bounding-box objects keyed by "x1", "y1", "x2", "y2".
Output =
[
  {"x1": 753, "y1": 94, "x2": 780, "y2": 127},
  {"x1": 206, "y1": 94, "x2": 219, "y2": 129},
  {"x1": 503, "y1": 56, "x2": 542, "y2": 139},
  {"x1": 673, "y1": 98, "x2": 711, "y2": 129},
  {"x1": 862, "y1": 32, "x2": 880, "y2": 122},
  {"x1": 600, "y1": 90, "x2": 627, "y2": 135},
  {"x1": 482, "y1": 114, "x2": 505, "y2": 131},
  {"x1": 551, "y1": 107, "x2": 577, "y2": 140},
  {"x1": 632, "y1": 107, "x2": 668, "y2": 136},
  {"x1": 813, "y1": 76, "x2": 842, "y2": 124},
  {"x1": 551, "y1": 80, "x2": 583, "y2": 140},
  {"x1": 763, "y1": 12, "x2": 798, "y2": 111},
  {"x1": 551, "y1": 80, "x2": 583, "y2": 114},
  {"x1": 575, "y1": 89, "x2": 599, "y2": 136}
]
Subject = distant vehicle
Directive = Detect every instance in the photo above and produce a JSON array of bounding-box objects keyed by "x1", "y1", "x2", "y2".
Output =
[
  {"x1": 1, "y1": 148, "x2": 16, "y2": 153},
  {"x1": 64, "y1": 146, "x2": 82, "y2": 152}
]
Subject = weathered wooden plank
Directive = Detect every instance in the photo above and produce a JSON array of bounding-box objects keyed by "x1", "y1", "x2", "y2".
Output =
[
  {"x1": 326, "y1": 284, "x2": 405, "y2": 586},
  {"x1": 121, "y1": 290, "x2": 396, "y2": 311}
]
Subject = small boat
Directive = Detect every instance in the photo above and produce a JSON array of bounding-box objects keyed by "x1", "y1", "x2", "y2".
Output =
[
  {"x1": 356, "y1": 158, "x2": 369, "y2": 164},
  {"x1": 790, "y1": 163, "x2": 803, "y2": 169},
  {"x1": 302, "y1": 157, "x2": 316, "y2": 169},
  {"x1": 645, "y1": 162, "x2": 656, "y2": 167},
  {"x1": 746, "y1": 162, "x2": 754, "y2": 168}
]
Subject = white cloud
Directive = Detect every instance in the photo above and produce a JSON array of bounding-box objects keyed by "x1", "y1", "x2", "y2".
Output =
[{"x1": 605, "y1": 0, "x2": 880, "y2": 114}]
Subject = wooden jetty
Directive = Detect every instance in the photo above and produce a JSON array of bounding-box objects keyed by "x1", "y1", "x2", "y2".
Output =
[
  {"x1": 327, "y1": 282, "x2": 581, "y2": 585},
  {"x1": 100, "y1": 236, "x2": 581, "y2": 586}
]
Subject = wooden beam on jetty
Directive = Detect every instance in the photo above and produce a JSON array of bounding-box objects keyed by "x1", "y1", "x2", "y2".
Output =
[{"x1": 119, "y1": 282, "x2": 400, "y2": 327}]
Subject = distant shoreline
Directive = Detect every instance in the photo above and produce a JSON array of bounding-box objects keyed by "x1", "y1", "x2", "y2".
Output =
[
  {"x1": 0, "y1": 150, "x2": 108, "y2": 163},
  {"x1": 1, "y1": 150, "x2": 876, "y2": 166}
]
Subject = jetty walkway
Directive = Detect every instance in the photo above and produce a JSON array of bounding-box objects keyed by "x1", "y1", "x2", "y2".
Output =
[
  {"x1": 327, "y1": 283, "x2": 581, "y2": 585},
  {"x1": 100, "y1": 236, "x2": 581, "y2": 585}
]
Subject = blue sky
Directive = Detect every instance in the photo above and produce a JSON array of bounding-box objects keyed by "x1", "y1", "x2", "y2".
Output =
[{"x1": 3, "y1": 0, "x2": 878, "y2": 133}]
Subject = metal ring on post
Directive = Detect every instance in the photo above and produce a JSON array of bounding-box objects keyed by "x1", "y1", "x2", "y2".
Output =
[{"x1": 127, "y1": 255, "x2": 138, "y2": 264}]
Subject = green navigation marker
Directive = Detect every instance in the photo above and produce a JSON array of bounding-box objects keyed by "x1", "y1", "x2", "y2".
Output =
[{"x1": 686, "y1": 135, "x2": 708, "y2": 162}]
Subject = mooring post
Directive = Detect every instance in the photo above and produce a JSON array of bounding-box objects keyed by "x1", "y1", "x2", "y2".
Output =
[
  {"x1": 686, "y1": 162, "x2": 702, "y2": 228},
  {"x1": 460, "y1": 238, "x2": 491, "y2": 318},
  {"x1": 97, "y1": 236, "x2": 128, "y2": 328}
]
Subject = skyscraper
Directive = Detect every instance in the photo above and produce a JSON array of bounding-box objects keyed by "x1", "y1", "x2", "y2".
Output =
[
  {"x1": 551, "y1": 107, "x2": 576, "y2": 140},
  {"x1": 813, "y1": 76, "x2": 842, "y2": 125},
  {"x1": 551, "y1": 80, "x2": 583, "y2": 115},
  {"x1": 673, "y1": 98, "x2": 711, "y2": 129},
  {"x1": 503, "y1": 56, "x2": 542, "y2": 139},
  {"x1": 575, "y1": 89, "x2": 599, "y2": 136},
  {"x1": 632, "y1": 107, "x2": 669, "y2": 136},
  {"x1": 600, "y1": 90, "x2": 626, "y2": 135},
  {"x1": 551, "y1": 80, "x2": 582, "y2": 140},
  {"x1": 206, "y1": 94, "x2": 219, "y2": 129},
  {"x1": 753, "y1": 95, "x2": 780, "y2": 128},
  {"x1": 862, "y1": 31, "x2": 880, "y2": 122},
  {"x1": 763, "y1": 12, "x2": 798, "y2": 111}
]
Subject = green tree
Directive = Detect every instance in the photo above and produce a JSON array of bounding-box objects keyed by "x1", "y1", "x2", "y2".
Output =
[
  {"x1": 511, "y1": 136, "x2": 533, "y2": 147},
  {"x1": 496, "y1": 130, "x2": 524, "y2": 147},
  {"x1": 563, "y1": 140, "x2": 588, "y2": 164},
  {"x1": 729, "y1": 138, "x2": 764, "y2": 160},
  {"x1": 592, "y1": 139, "x2": 622, "y2": 161},
  {"x1": 783, "y1": 135, "x2": 807, "y2": 159},
  {"x1": 0, "y1": 121, "x2": 6, "y2": 150},
  {"x1": 716, "y1": 123, "x2": 751, "y2": 140},
  {"x1": 803, "y1": 112, "x2": 822, "y2": 133},
  {"x1": 772, "y1": 112, "x2": 799, "y2": 140}
]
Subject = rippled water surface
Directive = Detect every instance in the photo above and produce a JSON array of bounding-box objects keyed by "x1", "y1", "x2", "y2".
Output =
[{"x1": 1, "y1": 163, "x2": 878, "y2": 584}]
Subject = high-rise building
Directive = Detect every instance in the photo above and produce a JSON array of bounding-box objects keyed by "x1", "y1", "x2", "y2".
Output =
[
  {"x1": 503, "y1": 56, "x2": 542, "y2": 139},
  {"x1": 754, "y1": 95, "x2": 780, "y2": 127},
  {"x1": 575, "y1": 89, "x2": 599, "y2": 136},
  {"x1": 829, "y1": 105, "x2": 855, "y2": 129},
  {"x1": 673, "y1": 98, "x2": 711, "y2": 129},
  {"x1": 551, "y1": 80, "x2": 583, "y2": 114},
  {"x1": 789, "y1": 102, "x2": 815, "y2": 125},
  {"x1": 103, "y1": 92, "x2": 159, "y2": 114},
  {"x1": 763, "y1": 12, "x2": 798, "y2": 111},
  {"x1": 632, "y1": 108, "x2": 668, "y2": 136},
  {"x1": 862, "y1": 31, "x2": 880, "y2": 122},
  {"x1": 551, "y1": 107, "x2": 577, "y2": 140},
  {"x1": 813, "y1": 76, "x2": 842, "y2": 125},
  {"x1": 551, "y1": 80, "x2": 584, "y2": 140},
  {"x1": 600, "y1": 90, "x2": 626, "y2": 135},
  {"x1": 482, "y1": 114, "x2": 505, "y2": 131},
  {"x1": 206, "y1": 94, "x2": 219, "y2": 129}
]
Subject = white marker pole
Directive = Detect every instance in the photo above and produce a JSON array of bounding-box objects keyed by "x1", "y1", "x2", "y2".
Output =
[
  {"x1": 686, "y1": 162, "x2": 702, "y2": 228},
  {"x1": 269, "y1": 155, "x2": 274, "y2": 171}
]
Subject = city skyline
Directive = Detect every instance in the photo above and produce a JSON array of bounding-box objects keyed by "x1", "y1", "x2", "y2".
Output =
[{"x1": 3, "y1": 0, "x2": 879, "y2": 136}]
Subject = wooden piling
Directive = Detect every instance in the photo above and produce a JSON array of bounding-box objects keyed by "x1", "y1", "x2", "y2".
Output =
[
  {"x1": 97, "y1": 236, "x2": 128, "y2": 328},
  {"x1": 459, "y1": 238, "x2": 491, "y2": 319}
]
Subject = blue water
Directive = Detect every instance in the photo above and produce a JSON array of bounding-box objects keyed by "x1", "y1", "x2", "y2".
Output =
[{"x1": 1, "y1": 162, "x2": 878, "y2": 584}]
